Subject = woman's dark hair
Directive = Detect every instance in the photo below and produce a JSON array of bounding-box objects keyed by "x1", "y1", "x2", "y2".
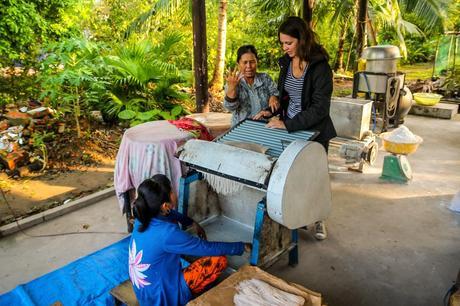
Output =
[
  {"x1": 236, "y1": 45, "x2": 259, "y2": 62},
  {"x1": 133, "y1": 178, "x2": 170, "y2": 232},
  {"x1": 278, "y1": 16, "x2": 329, "y2": 62}
]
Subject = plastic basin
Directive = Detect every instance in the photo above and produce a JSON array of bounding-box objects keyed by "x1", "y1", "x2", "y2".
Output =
[
  {"x1": 380, "y1": 133, "x2": 423, "y2": 155},
  {"x1": 413, "y1": 93, "x2": 442, "y2": 106}
]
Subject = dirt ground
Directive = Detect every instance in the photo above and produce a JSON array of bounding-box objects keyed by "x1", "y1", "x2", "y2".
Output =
[{"x1": 0, "y1": 126, "x2": 122, "y2": 226}]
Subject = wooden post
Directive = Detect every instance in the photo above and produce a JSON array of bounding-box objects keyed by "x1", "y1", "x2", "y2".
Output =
[
  {"x1": 355, "y1": 0, "x2": 368, "y2": 71},
  {"x1": 302, "y1": 0, "x2": 313, "y2": 27},
  {"x1": 366, "y1": 11, "x2": 377, "y2": 46},
  {"x1": 192, "y1": 0, "x2": 209, "y2": 113}
]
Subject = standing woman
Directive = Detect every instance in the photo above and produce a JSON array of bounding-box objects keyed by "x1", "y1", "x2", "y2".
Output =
[{"x1": 266, "y1": 16, "x2": 336, "y2": 240}]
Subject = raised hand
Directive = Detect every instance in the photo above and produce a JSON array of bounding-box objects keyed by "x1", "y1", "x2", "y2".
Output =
[{"x1": 225, "y1": 67, "x2": 243, "y2": 99}]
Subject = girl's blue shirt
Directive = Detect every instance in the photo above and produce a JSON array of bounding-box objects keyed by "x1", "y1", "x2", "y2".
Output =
[{"x1": 128, "y1": 211, "x2": 244, "y2": 306}]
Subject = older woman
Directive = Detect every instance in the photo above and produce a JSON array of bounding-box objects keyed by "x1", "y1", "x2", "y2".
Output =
[{"x1": 224, "y1": 45, "x2": 279, "y2": 126}]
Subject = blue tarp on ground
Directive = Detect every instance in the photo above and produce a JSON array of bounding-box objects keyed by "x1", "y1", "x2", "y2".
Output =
[{"x1": 0, "y1": 237, "x2": 130, "y2": 306}]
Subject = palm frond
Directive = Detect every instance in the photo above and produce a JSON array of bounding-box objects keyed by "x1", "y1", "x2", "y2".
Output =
[
  {"x1": 254, "y1": 0, "x2": 298, "y2": 16},
  {"x1": 153, "y1": 0, "x2": 185, "y2": 18},
  {"x1": 151, "y1": 60, "x2": 180, "y2": 76},
  {"x1": 323, "y1": 0, "x2": 355, "y2": 34},
  {"x1": 124, "y1": 7, "x2": 157, "y2": 39},
  {"x1": 399, "y1": 0, "x2": 449, "y2": 30},
  {"x1": 400, "y1": 20, "x2": 424, "y2": 36},
  {"x1": 151, "y1": 32, "x2": 183, "y2": 59},
  {"x1": 124, "y1": 0, "x2": 187, "y2": 38}
]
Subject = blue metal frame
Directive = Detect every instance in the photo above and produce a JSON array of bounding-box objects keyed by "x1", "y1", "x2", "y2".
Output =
[
  {"x1": 178, "y1": 170, "x2": 299, "y2": 267},
  {"x1": 178, "y1": 171, "x2": 202, "y2": 229},
  {"x1": 250, "y1": 201, "x2": 266, "y2": 266},
  {"x1": 289, "y1": 229, "x2": 299, "y2": 266}
]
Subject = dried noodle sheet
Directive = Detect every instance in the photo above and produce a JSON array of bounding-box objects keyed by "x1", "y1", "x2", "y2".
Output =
[
  {"x1": 234, "y1": 278, "x2": 305, "y2": 306},
  {"x1": 202, "y1": 172, "x2": 244, "y2": 195}
]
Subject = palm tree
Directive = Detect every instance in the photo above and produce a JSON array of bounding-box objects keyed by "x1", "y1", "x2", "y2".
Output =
[
  {"x1": 366, "y1": 0, "x2": 450, "y2": 58},
  {"x1": 209, "y1": 0, "x2": 228, "y2": 92},
  {"x1": 316, "y1": 0, "x2": 450, "y2": 70}
]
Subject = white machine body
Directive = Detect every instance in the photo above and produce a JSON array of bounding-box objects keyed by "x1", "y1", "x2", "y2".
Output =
[
  {"x1": 266, "y1": 140, "x2": 332, "y2": 229},
  {"x1": 178, "y1": 139, "x2": 332, "y2": 230}
]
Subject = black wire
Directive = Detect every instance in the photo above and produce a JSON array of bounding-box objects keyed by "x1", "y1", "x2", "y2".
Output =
[{"x1": 0, "y1": 184, "x2": 127, "y2": 237}]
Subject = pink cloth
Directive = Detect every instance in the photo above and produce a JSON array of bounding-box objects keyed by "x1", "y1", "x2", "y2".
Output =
[{"x1": 114, "y1": 121, "x2": 194, "y2": 211}]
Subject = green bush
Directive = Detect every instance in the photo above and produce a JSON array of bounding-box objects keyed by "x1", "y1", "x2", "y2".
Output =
[
  {"x1": 39, "y1": 38, "x2": 109, "y2": 137},
  {"x1": 100, "y1": 35, "x2": 191, "y2": 122}
]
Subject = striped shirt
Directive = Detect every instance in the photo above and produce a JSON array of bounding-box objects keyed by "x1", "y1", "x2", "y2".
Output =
[{"x1": 285, "y1": 63, "x2": 308, "y2": 119}]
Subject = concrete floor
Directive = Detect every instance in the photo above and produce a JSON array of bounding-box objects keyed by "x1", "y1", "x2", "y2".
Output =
[
  {"x1": 268, "y1": 115, "x2": 460, "y2": 306},
  {"x1": 0, "y1": 114, "x2": 459, "y2": 305},
  {"x1": 0, "y1": 196, "x2": 128, "y2": 294}
]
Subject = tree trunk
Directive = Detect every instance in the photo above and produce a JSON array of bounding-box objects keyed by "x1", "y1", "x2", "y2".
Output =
[
  {"x1": 334, "y1": 18, "x2": 349, "y2": 72},
  {"x1": 302, "y1": 0, "x2": 314, "y2": 27},
  {"x1": 366, "y1": 11, "x2": 377, "y2": 46},
  {"x1": 354, "y1": 0, "x2": 368, "y2": 71},
  {"x1": 209, "y1": 0, "x2": 228, "y2": 92},
  {"x1": 345, "y1": 25, "x2": 357, "y2": 72},
  {"x1": 192, "y1": 0, "x2": 209, "y2": 112},
  {"x1": 74, "y1": 88, "x2": 81, "y2": 138}
]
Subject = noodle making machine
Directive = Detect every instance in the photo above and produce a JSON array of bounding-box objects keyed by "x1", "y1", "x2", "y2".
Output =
[{"x1": 176, "y1": 119, "x2": 332, "y2": 268}]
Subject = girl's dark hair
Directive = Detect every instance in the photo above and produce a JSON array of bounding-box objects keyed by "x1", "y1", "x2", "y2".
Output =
[
  {"x1": 278, "y1": 16, "x2": 329, "y2": 62},
  {"x1": 236, "y1": 45, "x2": 259, "y2": 62},
  {"x1": 151, "y1": 174, "x2": 172, "y2": 195},
  {"x1": 133, "y1": 178, "x2": 170, "y2": 232}
]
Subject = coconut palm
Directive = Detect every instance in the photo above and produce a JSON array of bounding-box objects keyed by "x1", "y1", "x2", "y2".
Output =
[
  {"x1": 313, "y1": 0, "x2": 451, "y2": 68},
  {"x1": 209, "y1": 0, "x2": 228, "y2": 92},
  {"x1": 370, "y1": 0, "x2": 450, "y2": 58}
]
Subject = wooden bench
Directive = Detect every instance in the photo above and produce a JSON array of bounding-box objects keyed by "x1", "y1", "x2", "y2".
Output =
[{"x1": 110, "y1": 280, "x2": 139, "y2": 306}]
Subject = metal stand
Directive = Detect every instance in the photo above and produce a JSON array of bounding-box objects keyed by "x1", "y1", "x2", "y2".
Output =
[
  {"x1": 178, "y1": 171, "x2": 299, "y2": 268},
  {"x1": 250, "y1": 201, "x2": 265, "y2": 265},
  {"x1": 352, "y1": 71, "x2": 405, "y2": 132},
  {"x1": 178, "y1": 170, "x2": 202, "y2": 229}
]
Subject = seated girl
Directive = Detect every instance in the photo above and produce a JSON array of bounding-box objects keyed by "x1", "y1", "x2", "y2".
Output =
[{"x1": 129, "y1": 175, "x2": 250, "y2": 306}]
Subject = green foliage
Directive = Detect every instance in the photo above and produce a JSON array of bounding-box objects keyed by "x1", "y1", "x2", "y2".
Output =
[
  {"x1": 101, "y1": 35, "x2": 190, "y2": 122},
  {"x1": 445, "y1": 0, "x2": 460, "y2": 31},
  {"x1": 0, "y1": 93, "x2": 14, "y2": 109},
  {"x1": 442, "y1": 73, "x2": 460, "y2": 97},
  {"x1": 0, "y1": 67, "x2": 40, "y2": 104},
  {"x1": 403, "y1": 37, "x2": 437, "y2": 64},
  {"x1": 117, "y1": 105, "x2": 183, "y2": 126},
  {"x1": 31, "y1": 130, "x2": 55, "y2": 171},
  {"x1": 215, "y1": 0, "x2": 283, "y2": 72},
  {"x1": 39, "y1": 38, "x2": 109, "y2": 136},
  {"x1": 400, "y1": 62, "x2": 434, "y2": 80},
  {"x1": 0, "y1": 0, "x2": 78, "y2": 65}
]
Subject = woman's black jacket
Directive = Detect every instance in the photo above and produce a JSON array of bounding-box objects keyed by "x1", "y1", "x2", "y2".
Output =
[{"x1": 277, "y1": 54, "x2": 337, "y2": 146}]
